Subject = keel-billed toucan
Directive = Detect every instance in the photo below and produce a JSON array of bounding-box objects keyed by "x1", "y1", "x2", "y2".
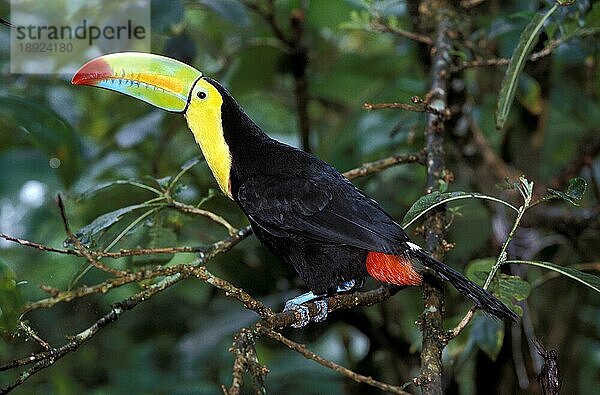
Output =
[{"x1": 72, "y1": 52, "x2": 517, "y2": 326}]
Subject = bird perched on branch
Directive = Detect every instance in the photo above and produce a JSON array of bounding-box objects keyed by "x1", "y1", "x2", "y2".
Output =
[{"x1": 72, "y1": 52, "x2": 518, "y2": 327}]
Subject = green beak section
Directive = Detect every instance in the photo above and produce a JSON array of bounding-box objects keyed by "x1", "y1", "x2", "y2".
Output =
[{"x1": 72, "y1": 52, "x2": 202, "y2": 113}]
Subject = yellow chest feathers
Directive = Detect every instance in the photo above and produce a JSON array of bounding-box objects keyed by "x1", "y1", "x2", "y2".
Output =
[{"x1": 185, "y1": 104, "x2": 232, "y2": 198}]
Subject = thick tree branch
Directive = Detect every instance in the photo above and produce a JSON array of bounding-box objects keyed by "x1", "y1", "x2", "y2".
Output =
[
  {"x1": 262, "y1": 284, "x2": 401, "y2": 329},
  {"x1": 289, "y1": 7, "x2": 312, "y2": 153},
  {"x1": 419, "y1": 9, "x2": 453, "y2": 395}
]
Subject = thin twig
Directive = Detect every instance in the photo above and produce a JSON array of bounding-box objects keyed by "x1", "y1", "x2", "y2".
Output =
[
  {"x1": 452, "y1": 28, "x2": 599, "y2": 72},
  {"x1": 363, "y1": 100, "x2": 451, "y2": 118},
  {"x1": 56, "y1": 195, "x2": 125, "y2": 276},
  {"x1": 447, "y1": 307, "x2": 476, "y2": 338},
  {"x1": 1, "y1": 268, "x2": 184, "y2": 393},
  {"x1": 24, "y1": 266, "x2": 184, "y2": 312},
  {"x1": 3, "y1": 261, "x2": 269, "y2": 392},
  {"x1": 18, "y1": 322, "x2": 51, "y2": 350},
  {"x1": 370, "y1": 18, "x2": 433, "y2": 46},
  {"x1": 449, "y1": 177, "x2": 533, "y2": 339},
  {"x1": 264, "y1": 329, "x2": 413, "y2": 395},
  {"x1": 483, "y1": 178, "x2": 532, "y2": 290},
  {"x1": 24, "y1": 227, "x2": 252, "y2": 312},
  {"x1": 0, "y1": 233, "x2": 77, "y2": 255},
  {"x1": 342, "y1": 152, "x2": 424, "y2": 179},
  {"x1": 193, "y1": 265, "x2": 273, "y2": 318},
  {"x1": 0, "y1": 232, "x2": 213, "y2": 258},
  {"x1": 168, "y1": 200, "x2": 238, "y2": 235}
]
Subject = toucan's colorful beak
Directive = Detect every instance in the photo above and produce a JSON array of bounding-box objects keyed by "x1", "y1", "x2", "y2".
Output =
[{"x1": 71, "y1": 52, "x2": 203, "y2": 113}]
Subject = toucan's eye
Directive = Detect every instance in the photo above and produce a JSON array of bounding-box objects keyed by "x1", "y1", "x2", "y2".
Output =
[{"x1": 197, "y1": 91, "x2": 207, "y2": 100}]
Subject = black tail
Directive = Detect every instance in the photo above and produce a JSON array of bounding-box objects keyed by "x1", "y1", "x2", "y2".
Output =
[{"x1": 412, "y1": 249, "x2": 518, "y2": 322}]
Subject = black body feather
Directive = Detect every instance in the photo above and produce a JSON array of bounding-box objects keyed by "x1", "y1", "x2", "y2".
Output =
[{"x1": 207, "y1": 78, "x2": 517, "y2": 321}]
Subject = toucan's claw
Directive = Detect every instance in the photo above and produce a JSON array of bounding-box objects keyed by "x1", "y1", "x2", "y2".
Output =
[
  {"x1": 283, "y1": 301, "x2": 311, "y2": 328},
  {"x1": 312, "y1": 300, "x2": 329, "y2": 322},
  {"x1": 283, "y1": 299, "x2": 328, "y2": 328},
  {"x1": 283, "y1": 291, "x2": 330, "y2": 327}
]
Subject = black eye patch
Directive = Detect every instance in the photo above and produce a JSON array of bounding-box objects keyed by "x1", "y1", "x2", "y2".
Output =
[{"x1": 197, "y1": 91, "x2": 207, "y2": 99}]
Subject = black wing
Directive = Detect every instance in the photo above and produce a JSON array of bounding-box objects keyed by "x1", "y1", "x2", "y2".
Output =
[{"x1": 236, "y1": 168, "x2": 410, "y2": 254}]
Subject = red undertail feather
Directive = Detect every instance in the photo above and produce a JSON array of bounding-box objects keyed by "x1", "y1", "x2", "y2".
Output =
[{"x1": 366, "y1": 251, "x2": 422, "y2": 286}]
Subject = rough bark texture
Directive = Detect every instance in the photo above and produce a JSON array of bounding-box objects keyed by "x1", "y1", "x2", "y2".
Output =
[{"x1": 420, "y1": 12, "x2": 452, "y2": 395}]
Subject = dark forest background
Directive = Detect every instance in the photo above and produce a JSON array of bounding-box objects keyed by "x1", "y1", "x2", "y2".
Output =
[{"x1": 0, "y1": 0, "x2": 599, "y2": 394}]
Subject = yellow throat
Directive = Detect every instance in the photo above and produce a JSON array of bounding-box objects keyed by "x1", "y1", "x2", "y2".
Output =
[{"x1": 184, "y1": 80, "x2": 232, "y2": 198}]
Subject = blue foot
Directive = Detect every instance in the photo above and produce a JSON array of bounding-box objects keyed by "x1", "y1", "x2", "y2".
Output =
[
  {"x1": 336, "y1": 279, "x2": 358, "y2": 293},
  {"x1": 283, "y1": 291, "x2": 329, "y2": 328}
]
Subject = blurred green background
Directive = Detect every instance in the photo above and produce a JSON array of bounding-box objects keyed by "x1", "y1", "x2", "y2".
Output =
[{"x1": 0, "y1": 0, "x2": 599, "y2": 394}]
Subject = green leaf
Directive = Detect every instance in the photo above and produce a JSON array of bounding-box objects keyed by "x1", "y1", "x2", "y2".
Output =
[
  {"x1": 467, "y1": 258, "x2": 530, "y2": 317},
  {"x1": 496, "y1": 274, "x2": 531, "y2": 316},
  {"x1": 72, "y1": 203, "x2": 162, "y2": 246},
  {"x1": 471, "y1": 315, "x2": 505, "y2": 361},
  {"x1": 79, "y1": 179, "x2": 162, "y2": 200},
  {"x1": 498, "y1": 275, "x2": 530, "y2": 301},
  {"x1": 547, "y1": 177, "x2": 587, "y2": 206},
  {"x1": 402, "y1": 192, "x2": 518, "y2": 229},
  {"x1": 506, "y1": 260, "x2": 600, "y2": 294},
  {"x1": 466, "y1": 258, "x2": 495, "y2": 287},
  {"x1": 0, "y1": 259, "x2": 24, "y2": 336},
  {"x1": 495, "y1": 3, "x2": 559, "y2": 130}
]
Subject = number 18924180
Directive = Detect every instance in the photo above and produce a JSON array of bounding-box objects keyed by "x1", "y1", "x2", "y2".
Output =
[{"x1": 18, "y1": 42, "x2": 73, "y2": 52}]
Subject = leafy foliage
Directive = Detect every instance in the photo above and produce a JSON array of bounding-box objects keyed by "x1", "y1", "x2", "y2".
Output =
[
  {"x1": 496, "y1": 3, "x2": 559, "y2": 130},
  {"x1": 506, "y1": 260, "x2": 600, "y2": 294},
  {"x1": 547, "y1": 176, "x2": 587, "y2": 206},
  {"x1": 402, "y1": 190, "x2": 518, "y2": 229},
  {"x1": 466, "y1": 258, "x2": 531, "y2": 317}
]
